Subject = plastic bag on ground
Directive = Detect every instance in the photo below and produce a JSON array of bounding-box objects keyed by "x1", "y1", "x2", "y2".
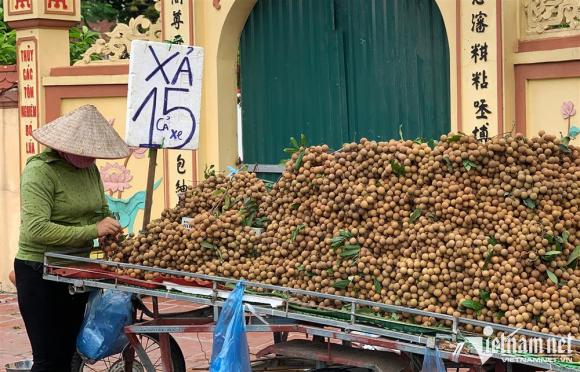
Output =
[
  {"x1": 209, "y1": 281, "x2": 252, "y2": 372},
  {"x1": 421, "y1": 346, "x2": 446, "y2": 372},
  {"x1": 76, "y1": 290, "x2": 133, "y2": 361}
]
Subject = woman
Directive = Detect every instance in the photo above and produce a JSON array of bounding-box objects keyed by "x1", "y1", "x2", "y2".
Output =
[{"x1": 15, "y1": 104, "x2": 130, "y2": 372}]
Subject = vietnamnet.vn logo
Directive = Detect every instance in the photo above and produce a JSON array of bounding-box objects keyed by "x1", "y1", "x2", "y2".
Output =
[{"x1": 465, "y1": 326, "x2": 574, "y2": 364}]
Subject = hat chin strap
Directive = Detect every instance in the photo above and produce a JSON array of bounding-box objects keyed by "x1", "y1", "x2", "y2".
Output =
[{"x1": 58, "y1": 151, "x2": 96, "y2": 169}]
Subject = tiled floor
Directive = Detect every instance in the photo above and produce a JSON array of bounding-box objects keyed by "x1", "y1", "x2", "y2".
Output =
[
  {"x1": 0, "y1": 293, "x2": 302, "y2": 372},
  {"x1": 0, "y1": 294, "x2": 30, "y2": 371}
]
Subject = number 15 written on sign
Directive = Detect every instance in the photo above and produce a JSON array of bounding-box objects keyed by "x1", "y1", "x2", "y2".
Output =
[{"x1": 131, "y1": 86, "x2": 196, "y2": 149}]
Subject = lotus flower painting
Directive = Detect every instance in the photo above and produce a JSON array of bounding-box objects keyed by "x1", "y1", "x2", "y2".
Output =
[
  {"x1": 100, "y1": 163, "x2": 133, "y2": 194},
  {"x1": 562, "y1": 101, "x2": 576, "y2": 120}
]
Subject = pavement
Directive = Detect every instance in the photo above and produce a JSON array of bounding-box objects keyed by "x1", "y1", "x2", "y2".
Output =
[
  {"x1": 0, "y1": 292, "x2": 303, "y2": 372},
  {"x1": 0, "y1": 293, "x2": 29, "y2": 370}
]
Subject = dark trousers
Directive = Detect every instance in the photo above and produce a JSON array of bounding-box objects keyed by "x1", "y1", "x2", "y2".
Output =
[{"x1": 14, "y1": 258, "x2": 89, "y2": 372}]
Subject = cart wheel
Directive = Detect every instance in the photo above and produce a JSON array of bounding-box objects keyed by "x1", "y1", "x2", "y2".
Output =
[{"x1": 71, "y1": 333, "x2": 186, "y2": 372}]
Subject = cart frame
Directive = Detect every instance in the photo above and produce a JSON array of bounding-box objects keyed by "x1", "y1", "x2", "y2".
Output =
[{"x1": 44, "y1": 250, "x2": 580, "y2": 372}]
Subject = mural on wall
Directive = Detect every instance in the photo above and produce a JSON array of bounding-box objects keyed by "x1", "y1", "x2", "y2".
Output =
[
  {"x1": 101, "y1": 118, "x2": 163, "y2": 233},
  {"x1": 563, "y1": 101, "x2": 579, "y2": 137},
  {"x1": 105, "y1": 179, "x2": 163, "y2": 234},
  {"x1": 562, "y1": 100, "x2": 576, "y2": 121}
]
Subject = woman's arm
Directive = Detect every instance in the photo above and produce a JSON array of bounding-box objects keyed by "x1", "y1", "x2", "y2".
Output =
[{"x1": 20, "y1": 162, "x2": 98, "y2": 245}]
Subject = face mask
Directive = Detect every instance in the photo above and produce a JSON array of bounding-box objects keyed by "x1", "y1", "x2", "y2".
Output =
[{"x1": 59, "y1": 152, "x2": 96, "y2": 169}]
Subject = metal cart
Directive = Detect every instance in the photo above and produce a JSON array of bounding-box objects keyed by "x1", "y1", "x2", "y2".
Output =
[{"x1": 44, "y1": 250, "x2": 580, "y2": 372}]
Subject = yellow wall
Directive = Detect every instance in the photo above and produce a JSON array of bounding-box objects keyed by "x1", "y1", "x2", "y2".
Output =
[
  {"x1": 527, "y1": 77, "x2": 580, "y2": 137},
  {"x1": 0, "y1": 108, "x2": 20, "y2": 292},
  {"x1": 502, "y1": 0, "x2": 519, "y2": 133}
]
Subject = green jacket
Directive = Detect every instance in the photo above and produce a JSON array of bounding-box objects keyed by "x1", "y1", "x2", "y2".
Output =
[{"x1": 17, "y1": 148, "x2": 112, "y2": 263}]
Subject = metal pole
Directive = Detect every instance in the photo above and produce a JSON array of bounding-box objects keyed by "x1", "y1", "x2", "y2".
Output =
[
  {"x1": 142, "y1": 148, "x2": 158, "y2": 231},
  {"x1": 151, "y1": 296, "x2": 173, "y2": 372},
  {"x1": 160, "y1": 334, "x2": 173, "y2": 372},
  {"x1": 123, "y1": 306, "x2": 139, "y2": 371},
  {"x1": 127, "y1": 333, "x2": 157, "y2": 372},
  {"x1": 212, "y1": 281, "x2": 219, "y2": 321},
  {"x1": 153, "y1": 297, "x2": 159, "y2": 318}
]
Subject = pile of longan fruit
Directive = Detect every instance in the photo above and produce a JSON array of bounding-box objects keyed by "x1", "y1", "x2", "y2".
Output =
[
  {"x1": 103, "y1": 131, "x2": 580, "y2": 341},
  {"x1": 160, "y1": 171, "x2": 269, "y2": 224}
]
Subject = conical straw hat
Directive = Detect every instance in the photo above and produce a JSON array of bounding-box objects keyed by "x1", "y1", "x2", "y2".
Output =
[{"x1": 33, "y1": 105, "x2": 131, "y2": 159}]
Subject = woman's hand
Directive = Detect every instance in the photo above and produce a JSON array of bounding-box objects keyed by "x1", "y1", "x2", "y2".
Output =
[{"x1": 96, "y1": 217, "x2": 122, "y2": 238}]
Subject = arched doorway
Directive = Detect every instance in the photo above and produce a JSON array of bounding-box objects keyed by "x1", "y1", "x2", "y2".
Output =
[{"x1": 240, "y1": 0, "x2": 450, "y2": 176}]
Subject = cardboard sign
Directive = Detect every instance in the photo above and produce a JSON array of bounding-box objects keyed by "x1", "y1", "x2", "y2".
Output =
[{"x1": 126, "y1": 40, "x2": 204, "y2": 150}]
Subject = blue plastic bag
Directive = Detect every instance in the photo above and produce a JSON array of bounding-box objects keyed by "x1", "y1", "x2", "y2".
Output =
[
  {"x1": 77, "y1": 290, "x2": 133, "y2": 361},
  {"x1": 209, "y1": 281, "x2": 252, "y2": 372},
  {"x1": 421, "y1": 346, "x2": 446, "y2": 372}
]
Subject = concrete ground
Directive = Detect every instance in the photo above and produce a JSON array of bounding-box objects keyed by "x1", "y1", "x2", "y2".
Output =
[{"x1": 0, "y1": 293, "x2": 304, "y2": 372}]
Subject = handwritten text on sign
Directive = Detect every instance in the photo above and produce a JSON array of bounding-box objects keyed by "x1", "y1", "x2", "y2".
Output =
[{"x1": 126, "y1": 40, "x2": 204, "y2": 150}]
